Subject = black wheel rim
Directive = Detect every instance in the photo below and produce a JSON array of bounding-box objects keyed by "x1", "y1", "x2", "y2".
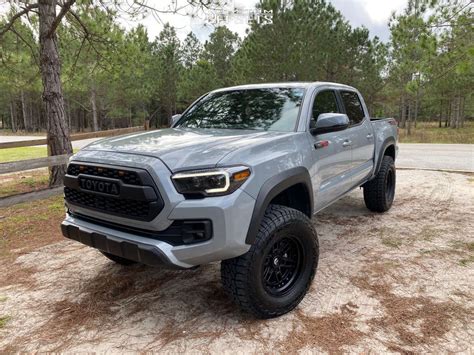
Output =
[
  {"x1": 262, "y1": 236, "x2": 304, "y2": 296},
  {"x1": 385, "y1": 168, "x2": 395, "y2": 203}
]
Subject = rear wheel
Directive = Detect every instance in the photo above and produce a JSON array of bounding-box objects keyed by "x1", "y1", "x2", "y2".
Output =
[
  {"x1": 363, "y1": 155, "x2": 396, "y2": 212},
  {"x1": 221, "y1": 205, "x2": 319, "y2": 318},
  {"x1": 100, "y1": 251, "x2": 137, "y2": 266}
]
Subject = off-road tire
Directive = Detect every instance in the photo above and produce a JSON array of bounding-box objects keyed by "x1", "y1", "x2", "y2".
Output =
[
  {"x1": 363, "y1": 155, "x2": 396, "y2": 212},
  {"x1": 221, "y1": 204, "x2": 319, "y2": 319},
  {"x1": 101, "y1": 251, "x2": 137, "y2": 266}
]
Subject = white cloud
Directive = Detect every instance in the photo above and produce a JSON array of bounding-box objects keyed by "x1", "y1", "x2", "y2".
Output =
[
  {"x1": 358, "y1": 0, "x2": 407, "y2": 24},
  {"x1": 328, "y1": 0, "x2": 407, "y2": 41}
]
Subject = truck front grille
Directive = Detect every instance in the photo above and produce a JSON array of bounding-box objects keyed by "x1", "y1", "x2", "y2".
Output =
[
  {"x1": 64, "y1": 163, "x2": 164, "y2": 222},
  {"x1": 65, "y1": 187, "x2": 152, "y2": 219}
]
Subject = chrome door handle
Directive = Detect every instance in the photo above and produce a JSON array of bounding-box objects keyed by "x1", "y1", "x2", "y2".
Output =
[
  {"x1": 366, "y1": 133, "x2": 374, "y2": 139},
  {"x1": 342, "y1": 140, "x2": 352, "y2": 147}
]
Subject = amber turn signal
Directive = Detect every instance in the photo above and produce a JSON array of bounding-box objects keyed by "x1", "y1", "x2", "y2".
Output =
[{"x1": 232, "y1": 169, "x2": 251, "y2": 181}]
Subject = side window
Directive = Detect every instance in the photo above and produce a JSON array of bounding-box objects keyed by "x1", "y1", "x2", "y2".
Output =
[
  {"x1": 310, "y1": 90, "x2": 340, "y2": 128},
  {"x1": 340, "y1": 91, "x2": 365, "y2": 125}
]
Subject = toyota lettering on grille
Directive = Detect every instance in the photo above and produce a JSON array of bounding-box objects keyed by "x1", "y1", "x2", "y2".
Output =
[{"x1": 79, "y1": 178, "x2": 120, "y2": 195}]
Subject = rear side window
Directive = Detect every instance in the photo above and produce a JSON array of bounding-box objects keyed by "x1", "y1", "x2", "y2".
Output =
[
  {"x1": 340, "y1": 91, "x2": 365, "y2": 125},
  {"x1": 310, "y1": 90, "x2": 340, "y2": 128}
]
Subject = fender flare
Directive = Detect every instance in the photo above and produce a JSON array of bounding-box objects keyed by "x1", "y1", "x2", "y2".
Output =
[
  {"x1": 245, "y1": 167, "x2": 313, "y2": 245},
  {"x1": 373, "y1": 137, "x2": 396, "y2": 176}
]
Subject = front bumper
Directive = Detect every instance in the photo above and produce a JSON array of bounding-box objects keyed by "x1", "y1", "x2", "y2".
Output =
[
  {"x1": 61, "y1": 185, "x2": 256, "y2": 268},
  {"x1": 61, "y1": 221, "x2": 181, "y2": 268}
]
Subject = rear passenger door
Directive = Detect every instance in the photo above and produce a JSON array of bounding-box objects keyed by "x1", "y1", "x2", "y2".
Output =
[{"x1": 338, "y1": 90, "x2": 375, "y2": 185}]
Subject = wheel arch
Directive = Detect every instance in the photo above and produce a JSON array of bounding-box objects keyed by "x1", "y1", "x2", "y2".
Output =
[
  {"x1": 374, "y1": 137, "x2": 396, "y2": 176},
  {"x1": 245, "y1": 167, "x2": 313, "y2": 244}
]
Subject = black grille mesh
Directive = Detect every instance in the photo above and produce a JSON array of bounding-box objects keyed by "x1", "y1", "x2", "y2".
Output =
[
  {"x1": 65, "y1": 187, "x2": 151, "y2": 219},
  {"x1": 67, "y1": 164, "x2": 141, "y2": 185}
]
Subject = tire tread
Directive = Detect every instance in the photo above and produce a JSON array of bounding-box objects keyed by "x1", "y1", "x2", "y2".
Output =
[
  {"x1": 221, "y1": 205, "x2": 318, "y2": 318},
  {"x1": 363, "y1": 155, "x2": 395, "y2": 212}
]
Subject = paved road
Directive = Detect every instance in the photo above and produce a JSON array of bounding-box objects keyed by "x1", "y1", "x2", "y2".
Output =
[
  {"x1": 0, "y1": 135, "x2": 44, "y2": 142},
  {"x1": 2, "y1": 136, "x2": 473, "y2": 172},
  {"x1": 397, "y1": 143, "x2": 474, "y2": 172},
  {"x1": 0, "y1": 135, "x2": 101, "y2": 149}
]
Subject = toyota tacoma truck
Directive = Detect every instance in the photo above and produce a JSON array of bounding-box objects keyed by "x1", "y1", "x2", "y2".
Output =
[{"x1": 61, "y1": 82, "x2": 398, "y2": 318}]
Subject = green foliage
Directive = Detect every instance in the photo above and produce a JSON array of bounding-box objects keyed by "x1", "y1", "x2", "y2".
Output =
[
  {"x1": 202, "y1": 26, "x2": 240, "y2": 85},
  {"x1": 152, "y1": 24, "x2": 182, "y2": 126},
  {"x1": 182, "y1": 32, "x2": 202, "y2": 68},
  {"x1": 385, "y1": 0, "x2": 473, "y2": 125},
  {"x1": 178, "y1": 60, "x2": 219, "y2": 110}
]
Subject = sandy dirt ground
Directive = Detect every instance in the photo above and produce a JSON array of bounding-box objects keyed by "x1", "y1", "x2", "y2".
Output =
[{"x1": 0, "y1": 169, "x2": 473, "y2": 353}]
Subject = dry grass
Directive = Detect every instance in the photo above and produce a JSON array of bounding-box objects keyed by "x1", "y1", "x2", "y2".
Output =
[
  {"x1": 0, "y1": 195, "x2": 64, "y2": 290},
  {"x1": 285, "y1": 307, "x2": 365, "y2": 353},
  {"x1": 0, "y1": 195, "x2": 64, "y2": 258},
  {"x1": 0, "y1": 316, "x2": 10, "y2": 329},
  {"x1": 398, "y1": 121, "x2": 474, "y2": 144},
  {"x1": 351, "y1": 262, "x2": 472, "y2": 352},
  {"x1": 0, "y1": 169, "x2": 50, "y2": 198}
]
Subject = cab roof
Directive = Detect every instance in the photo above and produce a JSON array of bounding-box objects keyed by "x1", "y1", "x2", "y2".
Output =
[{"x1": 212, "y1": 81, "x2": 356, "y2": 92}]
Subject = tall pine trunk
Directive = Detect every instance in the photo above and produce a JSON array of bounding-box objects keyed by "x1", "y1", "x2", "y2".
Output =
[
  {"x1": 39, "y1": 0, "x2": 73, "y2": 186},
  {"x1": 407, "y1": 99, "x2": 412, "y2": 136},
  {"x1": 90, "y1": 87, "x2": 99, "y2": 131},
  {"x1": 21, "y1": 90, "x2": 30, "y2": 132},
  {"x1": 438, "y1": 100, "x2": 442, "y2": 128},
  {"x1": 413, "y1": 92, "x2": 419, "y2": 129},
  {"x1": 460, "y1": 96, "x2": 465, "y2": 128},
  {"x1": 9, "y1": 100, "x2": 17, "y2": 132},
  {"x1": 400, "y1": 94, "x2": 407, "y2": 129}
]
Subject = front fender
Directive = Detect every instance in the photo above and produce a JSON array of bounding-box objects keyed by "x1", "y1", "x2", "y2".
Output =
[{"x1": 245, "y1": 167, "x2": 313, "y2": 244}]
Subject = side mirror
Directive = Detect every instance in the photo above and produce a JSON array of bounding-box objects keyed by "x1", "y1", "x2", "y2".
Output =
[
  {"x1": 311, "y1": 113, "x2": 349, "y2": 135},
  {"x1": 171, "y1": 114, "x2": 182, "y2": 127}
]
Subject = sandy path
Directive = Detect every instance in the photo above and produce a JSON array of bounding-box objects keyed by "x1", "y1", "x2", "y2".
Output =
[{"x1": 0, "y1": 170, "x2": 473, "y2": 353}]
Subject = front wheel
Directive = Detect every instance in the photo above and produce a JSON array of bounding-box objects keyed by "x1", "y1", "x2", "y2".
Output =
[
  {"x1": 363, "y1": 155, "x2": 396, "y2": 212},
  {"x1": 221, "y1": 205, "x2": 319, "y2": 319}
]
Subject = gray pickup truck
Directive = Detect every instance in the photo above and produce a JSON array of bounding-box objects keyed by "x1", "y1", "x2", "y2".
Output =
[{"x1": 61, "y1": 82, "x2": 398, "y2": 318}]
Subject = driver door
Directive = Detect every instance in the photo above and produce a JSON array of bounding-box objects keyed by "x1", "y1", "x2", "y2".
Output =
[{"x1": 308, "y1": 89, "x2": 353, "y2": 211}]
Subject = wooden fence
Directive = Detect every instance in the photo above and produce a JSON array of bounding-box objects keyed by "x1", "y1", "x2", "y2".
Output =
[
  {"x1": 0, "y1": 126, "x2": 144, "y2": 149},
  {"x1": 0, "y1": 126, "x2": 146, "y2": 207}
]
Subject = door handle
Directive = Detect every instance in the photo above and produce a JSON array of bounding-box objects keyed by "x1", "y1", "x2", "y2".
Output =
[
  {"x1": 366, "y1": 133, "x2": 374, "y2": 139},
  {"x1": 342, "y1": 140, "x2": 352, "y2": 147}
]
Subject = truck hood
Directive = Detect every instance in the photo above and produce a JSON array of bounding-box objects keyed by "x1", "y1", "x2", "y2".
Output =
[{"x1": 82, "y1": 128, "x2": 293, "y2": 171}]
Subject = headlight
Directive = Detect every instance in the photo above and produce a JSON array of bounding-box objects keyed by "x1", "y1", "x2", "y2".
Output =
[{"x1": 171, "y1": 166, "x2": 251, "y2": 197}]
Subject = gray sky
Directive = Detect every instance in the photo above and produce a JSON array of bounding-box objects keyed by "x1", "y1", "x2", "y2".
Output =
[
  {"x1": 0, "y1": 0, "x2": 409, "y2": 42},
  {"x1": 119, "y1": 0, "x2": 408, "y2": 42}
]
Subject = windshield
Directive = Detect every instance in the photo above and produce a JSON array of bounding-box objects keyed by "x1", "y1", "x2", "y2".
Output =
[{"x1": 177, "y1": 88, "x2": 305, "y2": 132}]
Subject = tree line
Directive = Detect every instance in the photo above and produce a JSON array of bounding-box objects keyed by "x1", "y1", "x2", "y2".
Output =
[
  {"x1": 0, "y1": 0, "x2": 472, "y2": 183},
  {"x1": 1, "y1": 0, "x2": 472, "y2": 133}
]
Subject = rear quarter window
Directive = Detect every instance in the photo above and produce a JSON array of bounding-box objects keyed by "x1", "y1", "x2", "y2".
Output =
[{"x1": 340, "y1": 91, "x2": 365, "y2": 125}]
